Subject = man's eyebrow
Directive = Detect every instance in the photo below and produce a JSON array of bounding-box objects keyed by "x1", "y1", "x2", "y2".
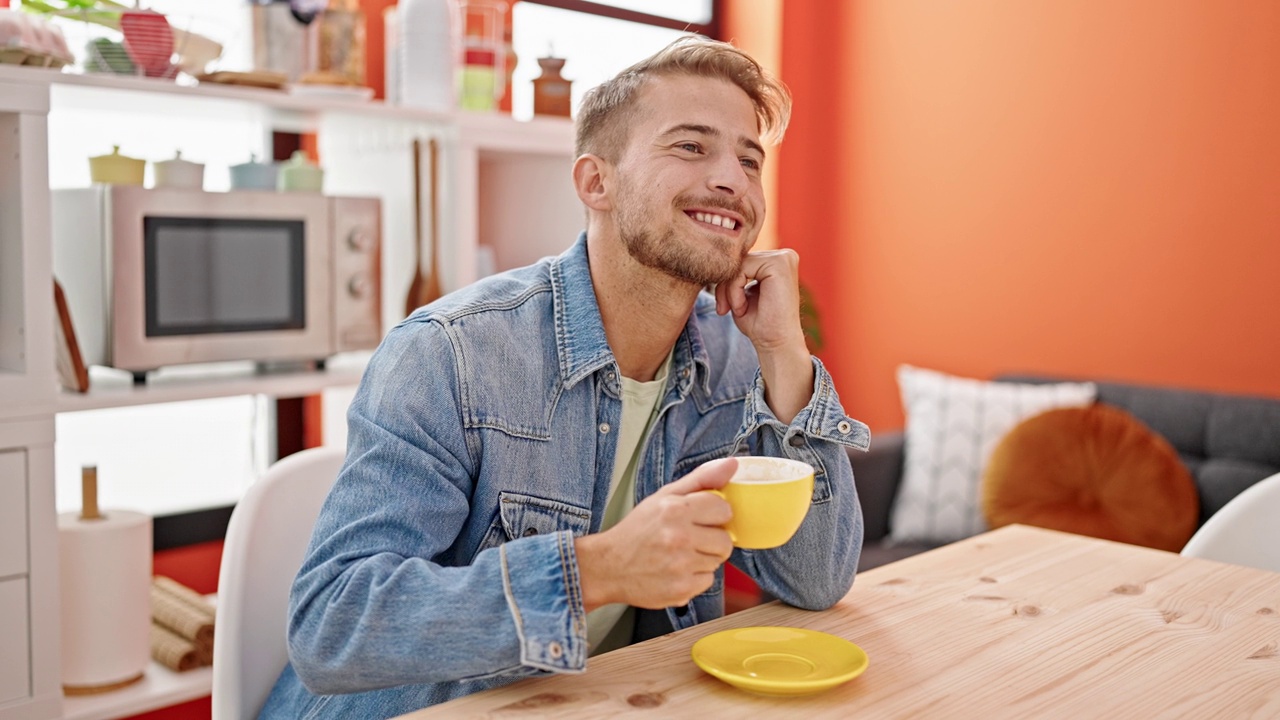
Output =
[{"x1": 659, "y1": 123, "x2": 766, "y2": 158}]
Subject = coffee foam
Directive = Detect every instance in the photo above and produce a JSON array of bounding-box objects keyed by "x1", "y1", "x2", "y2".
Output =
[{"x1": 731, "y1": 456, "x2": 812, "y2": 484}]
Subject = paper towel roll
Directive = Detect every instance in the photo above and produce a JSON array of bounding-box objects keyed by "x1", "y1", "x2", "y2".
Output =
[{"x1": 59, "y1": 509, "x2": 153, "y2": 691}]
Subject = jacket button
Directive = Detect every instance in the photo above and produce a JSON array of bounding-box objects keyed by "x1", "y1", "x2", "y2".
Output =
[
  {"x1": 547, "y1": 641, "x2": 563, "y2": 659},
  {"x1": 675, "y1": 604, "x2": 689, "y2": 617},
  {"x1": 599, "y1": 422, "x2": 611, "y2": 434},
  {"x1": 523, "y1": 527, "x2": 539, "y2": 537},
  {"x1": 837, "y1": 420, "x2": 852, "y2": 434},
  {"x1": 788, "y1": 435, "x2": 806, "y2": 447}
]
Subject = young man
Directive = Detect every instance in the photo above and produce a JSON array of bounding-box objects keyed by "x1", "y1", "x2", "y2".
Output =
[{"x1": 261, "y1": 35, "x2": 869, "y2": 718}]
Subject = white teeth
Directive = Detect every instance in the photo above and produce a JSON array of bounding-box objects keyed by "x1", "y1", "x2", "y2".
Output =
[{"x1": 692, "y1": 211, "x2": 737, "y2": 230}]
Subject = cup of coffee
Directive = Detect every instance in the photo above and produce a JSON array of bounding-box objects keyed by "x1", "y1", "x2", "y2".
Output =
[{"x1": 709, "y1": 457, "x2": 814, "y2": 549}]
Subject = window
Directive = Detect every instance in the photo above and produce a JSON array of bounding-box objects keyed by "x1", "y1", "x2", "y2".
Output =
[
  {"x1": 510, "y1": 1, "x2": 718, "y2": 120},
  {"x1": 528, "y1": 0, "x2": 715, "y2": 27}
]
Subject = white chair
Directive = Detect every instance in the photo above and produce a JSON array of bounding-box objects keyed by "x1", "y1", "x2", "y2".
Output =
[
  {"x1": 1181, "y1": 472, "x2": 1280, "y2": 573},
  {"x1": 212, "y1": 445, "x2": 346, "y2": 720}
]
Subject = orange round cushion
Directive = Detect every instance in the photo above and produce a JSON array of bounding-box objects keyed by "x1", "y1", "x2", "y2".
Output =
[{"x1": 981, "y1": 404, "x2": 1199, "y2": 552}]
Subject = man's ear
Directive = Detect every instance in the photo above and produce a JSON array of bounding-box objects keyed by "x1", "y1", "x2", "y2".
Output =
[{"x1": 572, "y1": 154, "x2": 612, "y2": 211}]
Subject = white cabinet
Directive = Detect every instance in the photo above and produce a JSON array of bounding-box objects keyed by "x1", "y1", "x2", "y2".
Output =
[
  {"x1": 0, "y1": 66, "x2": 579, "y2": 720},
  {"x1": 0, "y1": 72, "x2": 62, "y2": 720},
  {"x1": 0, "y1": 579, "x2": 30, "y2": 706},
  {"x1": 0, "y1": 423, "x2": 59, "y2": 720},
  {"x1": 0, "y1": 451, "x2": 28, "y2": 579}
]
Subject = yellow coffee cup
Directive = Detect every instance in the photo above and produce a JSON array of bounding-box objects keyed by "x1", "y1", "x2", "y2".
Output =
[{"x1": 709, "y1": 457, "x2": 815, "y2": 549}]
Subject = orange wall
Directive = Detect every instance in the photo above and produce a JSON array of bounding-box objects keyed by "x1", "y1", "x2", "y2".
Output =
[
  {"x1": 780, "y1": 1, "x2": 1280, "y2": 430},
  {"x1": 360, "y1": 0, "x2": 395, "y2": 98}
]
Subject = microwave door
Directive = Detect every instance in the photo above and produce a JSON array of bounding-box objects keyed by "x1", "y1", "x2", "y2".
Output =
[
  {"x1": 110, "y1": 187, "x2": 333, "y2": 372},
  {"x1": 144, "y1": 217, "x2": 306, "y2": 338}
]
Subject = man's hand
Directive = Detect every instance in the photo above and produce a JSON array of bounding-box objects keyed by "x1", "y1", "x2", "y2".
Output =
[
  {"x1": 714, "y1": 250, "x2": 814, "y2": 424},
  {"x1": 575, "y1": 458, "x2": 737, "y2": 612}
]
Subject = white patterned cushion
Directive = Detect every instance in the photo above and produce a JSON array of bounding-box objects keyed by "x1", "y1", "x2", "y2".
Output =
[{"x1": 890, "y1": 365, "x2": 1097, "y2": 544}]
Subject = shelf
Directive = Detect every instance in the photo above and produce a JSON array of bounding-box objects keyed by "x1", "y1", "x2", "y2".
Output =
[
  {"x1": 61, "y1": 662, "x2": 210, "y2": 720},
  {"x1": 0, "y1": 64, "x2": 574, "y2": 146},
  {"x1": 0, "y1": 64, "x2": 445, "y2": 122},
  {"x1": 55, "y1": 354, "x2": 370, "y2": 413}
]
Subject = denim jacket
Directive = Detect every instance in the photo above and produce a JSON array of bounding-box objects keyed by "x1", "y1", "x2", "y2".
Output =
[{"x1": 261, "y1": 234, "x2": 870, "y2": 719}]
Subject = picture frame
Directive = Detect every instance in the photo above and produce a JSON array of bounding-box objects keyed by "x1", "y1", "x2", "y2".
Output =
[{"x1": 54, "y1": 278, "x2": 90, "y2": 393}]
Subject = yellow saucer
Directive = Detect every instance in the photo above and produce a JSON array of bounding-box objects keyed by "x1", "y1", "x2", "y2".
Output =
[{"x1": 691, "y1": 626, "x2": 869, "y2": 696}]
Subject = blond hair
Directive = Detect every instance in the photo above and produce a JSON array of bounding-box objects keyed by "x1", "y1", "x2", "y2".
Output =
[{"x1": 574, "y1": 35, "x2": 791, "y2": 160}]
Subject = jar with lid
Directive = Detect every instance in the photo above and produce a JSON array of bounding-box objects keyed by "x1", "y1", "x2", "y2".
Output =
[
  {"x1": 152, "y1": 150, "x2": 205, "y2": 190},
  {"x1": 278, "y1": 150, "x2": 325, "y2": 193}
]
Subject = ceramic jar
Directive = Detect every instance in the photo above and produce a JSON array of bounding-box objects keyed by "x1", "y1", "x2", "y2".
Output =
[
  {"x1": 88, "y1": 145, "x2": 145, "y2": 185},
  {"x1": 277, "y1": 150, "x2": 324, "y2": 192},
  {"x1": 152, "y1": 150, "x2": 205, "y2": 190},
  {"x1": 229, "y1": 154, "x2": 279, "y2": 191}
]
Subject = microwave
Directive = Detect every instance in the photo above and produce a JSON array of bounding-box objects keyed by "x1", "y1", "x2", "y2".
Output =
[{"x1": 52, "y1": 186, "x2": 382, "y2": 380}]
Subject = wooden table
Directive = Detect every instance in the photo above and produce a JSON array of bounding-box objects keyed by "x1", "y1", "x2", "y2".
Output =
[{"x1": 398, "y1": 525, "x2": 1280, "y2": 718}]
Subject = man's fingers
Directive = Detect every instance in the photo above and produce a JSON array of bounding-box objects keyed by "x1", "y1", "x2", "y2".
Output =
[
  {"x1": 656, "y1": 457, "x2": 737, "y2": 496},
  {"x1": 688, "y1": 524, "x2": 734, "y2": 562},
  {"x1": 684, "y1": 489, "x2": 734, "y2": 527}
]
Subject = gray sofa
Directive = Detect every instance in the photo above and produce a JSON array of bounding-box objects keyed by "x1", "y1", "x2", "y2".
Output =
[{"x1": 849, "y1": 375, "x2": 1280, "y2": 570}]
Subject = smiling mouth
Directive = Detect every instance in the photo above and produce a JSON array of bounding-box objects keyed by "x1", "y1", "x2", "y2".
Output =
[{"x1": 686, "y1": 210, "x2": 740, "y2": 231}]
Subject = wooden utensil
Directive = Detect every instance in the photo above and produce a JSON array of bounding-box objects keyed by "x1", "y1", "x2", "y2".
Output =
[{"x1": 405, "y1": 137, "x2": 443, "y2": 316}]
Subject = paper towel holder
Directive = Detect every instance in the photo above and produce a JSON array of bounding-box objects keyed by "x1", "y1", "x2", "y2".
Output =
[
  {"x1": 61, "y1": 464, "x2": 151, "y2": 696},
  {"x1": 81, "y1": 465, "x2": 102, "y2": 521}
]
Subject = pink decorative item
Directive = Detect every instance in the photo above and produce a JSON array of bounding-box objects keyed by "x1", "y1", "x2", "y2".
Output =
[{"x1": 119, "y1": 9, "x2": 174, "y2": 78}]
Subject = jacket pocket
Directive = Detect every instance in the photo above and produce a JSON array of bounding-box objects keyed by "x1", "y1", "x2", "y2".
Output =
[
  {"x1": 673, "y1": 441, "x2": 742, "y2": 478},
  {"x1": 497, "y1": 492, "x2": 592, "y2": 540}
]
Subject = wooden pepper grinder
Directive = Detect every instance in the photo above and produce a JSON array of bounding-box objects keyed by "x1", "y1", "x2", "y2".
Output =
[{"x1": 532, "y1": 54, "x2": 572, "y2": 118}]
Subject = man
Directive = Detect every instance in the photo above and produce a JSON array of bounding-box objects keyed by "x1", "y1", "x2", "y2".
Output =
[{"x1": 261, "y1": 35, "x2": 869, "y2": 719}]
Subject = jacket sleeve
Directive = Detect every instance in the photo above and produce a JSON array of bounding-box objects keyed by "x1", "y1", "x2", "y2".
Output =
[
  {"x1": 285, "y1": 319, "x2": 587, "y2": 695},
  {"x1": 731, "y1": 356, "x2": 870, "y2": 610}
]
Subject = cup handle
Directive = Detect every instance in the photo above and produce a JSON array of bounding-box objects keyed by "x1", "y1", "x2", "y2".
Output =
[{"x1": 706, "y1": 489, "x2": 736, "y2": 545}]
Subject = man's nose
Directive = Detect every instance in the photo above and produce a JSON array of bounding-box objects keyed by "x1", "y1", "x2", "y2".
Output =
[{"x1": 706, "y1": 152, "x2": 749, "y2": 196}]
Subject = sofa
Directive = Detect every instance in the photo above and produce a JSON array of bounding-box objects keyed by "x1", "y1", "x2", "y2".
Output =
[{"x1": 848, "y1": 375, "x2": 1280, "y2": 570}]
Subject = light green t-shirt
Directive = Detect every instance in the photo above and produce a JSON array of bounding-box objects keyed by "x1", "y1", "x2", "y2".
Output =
[{"x1": 585, "y1": 355, "x2": 671, "y2": 656}]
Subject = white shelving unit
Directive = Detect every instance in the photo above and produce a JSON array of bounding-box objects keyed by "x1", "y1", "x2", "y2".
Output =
[
  {"x1": 61, "y1": 664, "x2": 211, "y2": 720},
  {"x1": 0, "y1": 66, "x2": 579, "y2": 720},
  {"x1": 56, "y1": 356, "x2": 371, "y2": 414}
]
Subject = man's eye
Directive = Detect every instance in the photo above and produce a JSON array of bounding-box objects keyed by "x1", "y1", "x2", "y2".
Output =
[
  {"x1": 677, "y1": 143, "x2": 702, "y2": 153},
  {"x1": 740, "y1": 157, "x2": 761, "y2": 171}
]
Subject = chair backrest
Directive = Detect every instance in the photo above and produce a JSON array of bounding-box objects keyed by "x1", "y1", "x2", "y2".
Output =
[
  {"x1": 212, "y1": 445, "x2": 346, "y2": 720},
  {"x1": 1181, "y1": 472, "x2": 1280, "y2": 573}
]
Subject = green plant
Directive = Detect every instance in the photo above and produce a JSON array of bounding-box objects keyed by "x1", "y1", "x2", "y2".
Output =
[
  {"x1": 799, "y1": 282, "x2": 823, "y2": 352},
  {"x1": 20, "y1": 0, "x2": 128, "y2": 30}
]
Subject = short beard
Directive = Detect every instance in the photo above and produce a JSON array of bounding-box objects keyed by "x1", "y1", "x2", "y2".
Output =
[{"x1": 617, "y1": 193, "x2": 752, "y2": 287}]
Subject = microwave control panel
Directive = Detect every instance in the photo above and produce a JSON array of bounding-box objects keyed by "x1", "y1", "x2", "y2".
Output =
[{"x1": 330, "y1": 196, "x2": 383, "y2": 351}]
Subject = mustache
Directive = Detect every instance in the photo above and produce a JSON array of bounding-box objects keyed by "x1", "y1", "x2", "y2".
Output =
[{"x1": 675, "y1": 193, "x2": 756, "y2": 228}]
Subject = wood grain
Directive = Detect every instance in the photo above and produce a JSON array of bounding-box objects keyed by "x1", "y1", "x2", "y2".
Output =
[
  {"x1": 404, "y1": 137, "x2": 443, "y2": 318},
  {"x1": 397, "y1": 525, "x2": 1280, "y2": 719}
]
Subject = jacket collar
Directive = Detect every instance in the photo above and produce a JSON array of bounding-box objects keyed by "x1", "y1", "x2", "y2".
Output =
[{"x1": 550, "y1": 233, "x2": 712, "y2": 395}]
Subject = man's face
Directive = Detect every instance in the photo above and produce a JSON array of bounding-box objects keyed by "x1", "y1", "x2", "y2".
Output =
[{"x1": 610, "y1": 74, "x2": 766, "y2": 287}]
